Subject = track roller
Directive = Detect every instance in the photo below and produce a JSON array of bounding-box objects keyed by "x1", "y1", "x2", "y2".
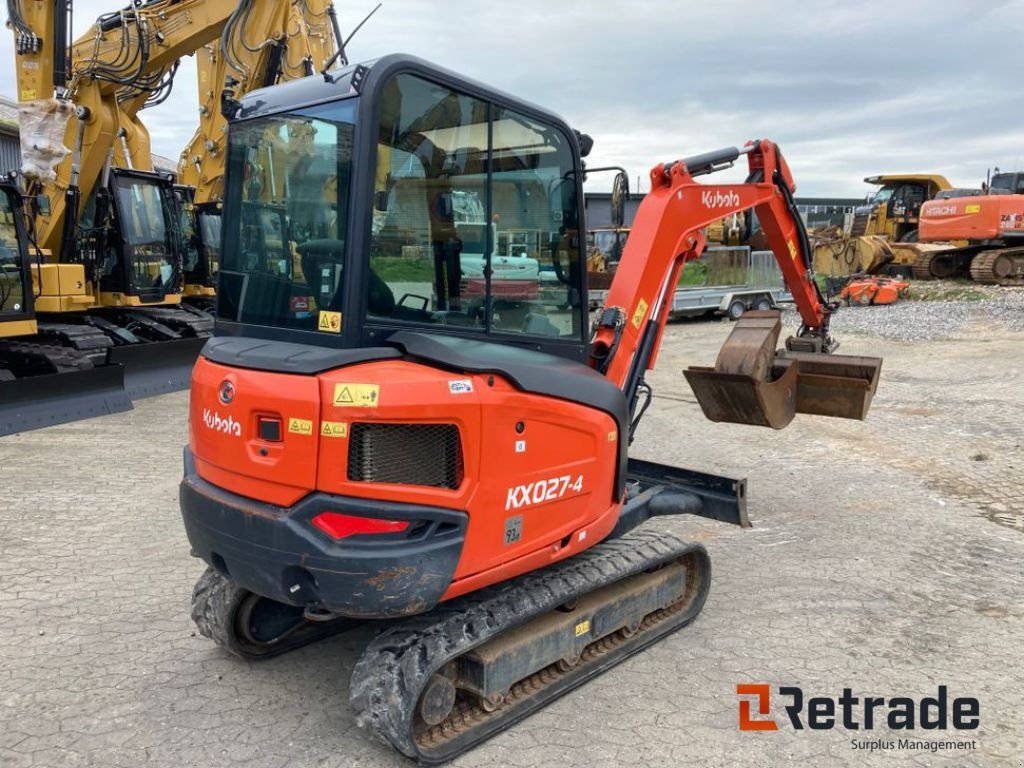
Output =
[
  {"x1": 969, "y1": 247, "x2": 1024, "y2": 285},
  {"x1": 912, "y1": 250, "x2": 957, "y2": 280}
]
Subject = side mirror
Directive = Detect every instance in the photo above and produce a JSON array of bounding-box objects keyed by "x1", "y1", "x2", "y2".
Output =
[{"x1": 611, "y1": 171, "x2": 630, "y2": 229}]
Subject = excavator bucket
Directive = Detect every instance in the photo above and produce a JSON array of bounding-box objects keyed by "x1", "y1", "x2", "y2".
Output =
[{"x1": 683, "y1": 311, "x2": 881, "y2": 429}]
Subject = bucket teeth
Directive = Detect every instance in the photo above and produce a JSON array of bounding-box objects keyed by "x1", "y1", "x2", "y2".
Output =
[{"x1": 683, "y1": 311, "x2": 882, "y2": 429}]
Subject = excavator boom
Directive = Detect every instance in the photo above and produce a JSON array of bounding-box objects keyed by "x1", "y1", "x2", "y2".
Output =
[{"x1": 592, "y1": 140, "x2": 881, "y2": 429}]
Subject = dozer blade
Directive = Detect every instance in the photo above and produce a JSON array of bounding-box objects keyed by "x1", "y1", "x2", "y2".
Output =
[
  {"x1": 0, "y1": 365, "x2": 132, "y2": 437},
  {"x1": 108, "y1": 337, "x2": 206, "y2": 400},
  {"x1": 683, "y1": 311, "x2": 881, "y2": 429}
]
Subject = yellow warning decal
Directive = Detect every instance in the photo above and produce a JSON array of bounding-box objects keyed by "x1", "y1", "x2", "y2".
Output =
[
  {"x1": 608, "y1": 430, "x2": 616, "y2": 442},
  {"x1": 321, "y1": 420, "x2": 348, "y2": 438},
  {"x1": 332, "y1": 383, "x2": 380, "y2": 408},
  {"x1": 787, "y1": 239, "x2": 798, "y2": 260},
  {"x1": 317, "y1": 310, "x2": 342, "y2": 333},
  {"x1": 631, "y1": 298, "x2": 649, "y2": 330},
  {"x1": 575, "y1": 619, "x2": 590, "y2": 638},
  {"x1": 21, "y1": 89, "x2": 36, "y2": 101},
  {"x1": 288, "y1": 418, "x2": 313, "y2": 435},
  {"x1": 965, "y1": 204, "x2": 981, "y2": 214}
]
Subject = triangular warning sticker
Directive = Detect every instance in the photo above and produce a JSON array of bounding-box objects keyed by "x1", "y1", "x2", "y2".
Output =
[{"x1": 337, "y1": 387, "x2": 353, "y2": 403}]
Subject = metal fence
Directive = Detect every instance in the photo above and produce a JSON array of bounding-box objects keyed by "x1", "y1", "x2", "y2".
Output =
[{"x1": 700, "y1": 247, "x2": 785, "y2": 289}]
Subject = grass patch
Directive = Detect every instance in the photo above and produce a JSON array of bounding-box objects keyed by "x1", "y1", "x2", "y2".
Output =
[
  {"x1": 371, "y1": 256, "x2": 435, "y2": 283},
  {"x1": 678, "y1": 262, "x2": 707, "y2": 286},
  {"x1": 905, "y1": 280, "x2": 989, "y2": 302}
]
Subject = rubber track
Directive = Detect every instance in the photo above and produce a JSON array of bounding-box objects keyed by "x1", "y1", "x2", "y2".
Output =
[
  {"x1": 36, "y1": 322, "x2": 112, "y2": 353},
  {"x1": 970, "y1": 247, "x2": 1024, "y2": 285},
  {"x1": 911, "y1": 251, "x2": 951, "y2": 280},
  {"x1": 349, "y1": 529, "x2": 710, "y2": 763},
  {"x1": 191, "y1": 567, "x2": 356, "y2": 659},
  {"x1": 136, "y1": 307, "x2": 214, "y2": 337},
  {"x1": 0, "y1": 341, "x2": 93, "y2": 376}
]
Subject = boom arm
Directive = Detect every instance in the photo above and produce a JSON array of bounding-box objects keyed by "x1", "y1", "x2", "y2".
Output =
[
  {"x1": 592, "y1": 139, "x2": 880, "y2": 431},
  {"x1": 178, "y1": 0, "x2": 338, "y2": 203},
  {"x1": 11, "y1": 0, "x2": 241, "y2": 255}
]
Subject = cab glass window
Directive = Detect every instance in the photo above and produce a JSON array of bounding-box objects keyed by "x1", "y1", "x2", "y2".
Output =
[
  {"x1": 0, "y1": 191, "x2": 25, "y2": 315},
  {"x1": 369, "y1": 73, "x2": 582, "y2": 340},
  {"x1": 218, "y1": 99, "x2": 355, "y2": 329}
]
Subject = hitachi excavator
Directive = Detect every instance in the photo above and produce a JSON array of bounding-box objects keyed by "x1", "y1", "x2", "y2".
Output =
[
  {"x1": 913, "y1": 170, "x2": 1024, "y2": 284},
  {"x1": 179, "y1": 54, "x2": 883, "y2": 762},
  {"x1": 176, "y1": 0, "x2": 339, "y2": 308}
]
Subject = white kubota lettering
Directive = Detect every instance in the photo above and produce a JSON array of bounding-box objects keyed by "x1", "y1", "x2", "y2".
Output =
[
  {"x1": 202, "y1": 408, "x2": 242, "y2": 437},
  {"x1": 701, "y1": 189, "x2": 740, "y2": 209}
]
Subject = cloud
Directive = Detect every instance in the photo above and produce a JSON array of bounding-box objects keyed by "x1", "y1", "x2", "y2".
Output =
[{"x1": 2, "y1": 0, "x2": 1022, "y2": 196}]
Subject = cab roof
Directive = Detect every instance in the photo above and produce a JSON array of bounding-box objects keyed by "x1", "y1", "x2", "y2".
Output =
[{"x1": 863, "y1": 174, "x2": 952, "y2": 189}]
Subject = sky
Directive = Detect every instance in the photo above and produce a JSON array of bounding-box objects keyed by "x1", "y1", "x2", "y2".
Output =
[{"x1": 2, "y1": 0, "x2": 1023, "y2": 197}]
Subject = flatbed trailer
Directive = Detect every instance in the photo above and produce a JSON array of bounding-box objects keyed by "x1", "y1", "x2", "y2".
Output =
[{"x1": 589, "y1": 246, "x2": 792, "y2": 319}]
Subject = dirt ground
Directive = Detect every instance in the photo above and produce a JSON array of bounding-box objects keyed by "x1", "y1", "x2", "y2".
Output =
[{"x1": 1, "y1": 314, "x2": 1022, "y2": 767}]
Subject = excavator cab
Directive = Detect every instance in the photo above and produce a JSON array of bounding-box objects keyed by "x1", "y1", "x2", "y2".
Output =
[
  {"x1": 85, "y1": 168, "x2": 184, "y2": 305},
  {"x1": 0, "y1": 182, "x2": 34, "y2": 336},
  {"x1": 176, "y1": 188, "x2": 220, "y2": 309}
]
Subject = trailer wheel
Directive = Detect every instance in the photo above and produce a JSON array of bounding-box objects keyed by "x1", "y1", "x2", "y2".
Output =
[
  {"x1": 754, "y1": 297, "x2": 773, "y2": 311},
  {"x1": 727, "y1": 300, "x2": 746, "y2": 321}
]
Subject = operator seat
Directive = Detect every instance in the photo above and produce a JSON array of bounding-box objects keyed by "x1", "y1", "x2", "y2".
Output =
[{"x1": 296, "y1": 239, "x2": 395, "y2": 316}]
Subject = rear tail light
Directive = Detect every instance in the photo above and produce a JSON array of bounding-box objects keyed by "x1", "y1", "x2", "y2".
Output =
[{"x1": 311, "y1": 512, "x2": 410, "y2": 540}]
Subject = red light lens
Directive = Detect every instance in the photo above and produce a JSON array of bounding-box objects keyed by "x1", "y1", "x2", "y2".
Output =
[{"x1": 311, "y1": 512, "x2": 410, "y2": 540}]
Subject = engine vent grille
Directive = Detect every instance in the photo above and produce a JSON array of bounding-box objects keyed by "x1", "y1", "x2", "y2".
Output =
[
  {"x1": 850, "y1": 212, "x2": 870, "y2": 236},
  {"x1": 347, "y1": 423, "x2": 463, "y2": 489}
]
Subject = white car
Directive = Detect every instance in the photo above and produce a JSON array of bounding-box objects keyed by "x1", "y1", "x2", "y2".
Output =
[{"x1": 456, "y1": 223, "x2": 539, "y2": 281}]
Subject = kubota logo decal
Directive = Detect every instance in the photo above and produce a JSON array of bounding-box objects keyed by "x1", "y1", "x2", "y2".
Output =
[
  {"x1": 202, "y1": 409, "x2": 241, "y2": 437},
  {"x1": 701, "y1": 189, "x2": 740, "y2": 208},
  {"x1": 505, "y1": 475, "x2": 584, "y2": 511}
]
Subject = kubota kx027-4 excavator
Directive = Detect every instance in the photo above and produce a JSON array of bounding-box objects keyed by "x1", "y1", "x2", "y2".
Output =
[{"x1": 180, "y1": 54, "x2": 883, "y2": 763}]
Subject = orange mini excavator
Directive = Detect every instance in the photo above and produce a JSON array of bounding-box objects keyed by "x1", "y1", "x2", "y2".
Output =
[{"x1": 180, "y1": 54, "x2": 882, "y2": 762}]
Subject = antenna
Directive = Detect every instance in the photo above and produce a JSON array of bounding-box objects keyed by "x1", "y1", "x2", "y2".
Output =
[{"x1": 321, "y1": 3, "x2": 383, "y2": 78}]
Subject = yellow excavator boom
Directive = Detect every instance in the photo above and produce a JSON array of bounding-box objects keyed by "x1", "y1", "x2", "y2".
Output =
[{"x1": 178, "y1": 0, "x2": 339, "y2": 203}]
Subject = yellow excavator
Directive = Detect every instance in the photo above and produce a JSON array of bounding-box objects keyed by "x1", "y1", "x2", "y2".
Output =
[
  {"x1": 176, "y1": 0, "x2": 340, "y2": 308},
  {"x1": 811, "y1": 173, "x2": 952, "y2": 278},
  {"x1": 0, "y1": 0, "x2": 285, "y2": 434}
]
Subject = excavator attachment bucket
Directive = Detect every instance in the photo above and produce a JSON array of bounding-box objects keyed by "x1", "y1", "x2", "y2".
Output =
[{"x1": 683, "y1": 311, "x2": 881, "y2": 429}]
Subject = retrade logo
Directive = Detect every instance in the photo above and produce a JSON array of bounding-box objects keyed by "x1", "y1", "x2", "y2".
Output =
[
  {"x1": 736, "y1": 684, "x2": 979, "y2": 732},
  {"x1": 219, "y1": 380, "x2": 235, "y2": 405},
  {"x1": 737, "y1": 684, "x2": 778, "y2": 731}
]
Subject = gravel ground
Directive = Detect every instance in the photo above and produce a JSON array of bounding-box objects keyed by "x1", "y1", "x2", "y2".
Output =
[
  {"x1": 1, "y1": 313, "x2": 1022, "y2": 767},
  {"x1": 783, "y1": 283, "x2": 1024, "y2": 342}
]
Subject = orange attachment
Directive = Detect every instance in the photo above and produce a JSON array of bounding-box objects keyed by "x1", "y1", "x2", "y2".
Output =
[{"x1": 838, "y1": 276, "x2": 909, "y2": 306}]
